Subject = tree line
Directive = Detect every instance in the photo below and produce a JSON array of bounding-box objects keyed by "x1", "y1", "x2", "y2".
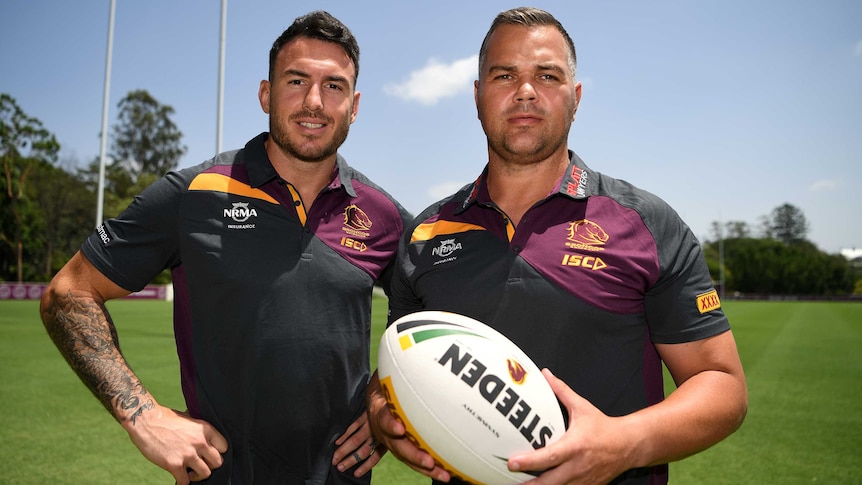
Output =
[
  {"x1": 1, "y1": 91, "x2": 183, "y2": 283},
  {"x1": 701, "y1": 204, "x2": 859, "y2": 296},
  {"x1": 1, "y1": 91, "x2": 860, "y2": 295}
]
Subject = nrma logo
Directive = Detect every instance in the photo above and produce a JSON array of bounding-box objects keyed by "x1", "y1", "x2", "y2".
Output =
[
  {"x1": 432, "y1": 238, "x2": 462, "y2": 258},
  {"x1": 224, "y1": 202, "x2": 258, "y2": 222}
]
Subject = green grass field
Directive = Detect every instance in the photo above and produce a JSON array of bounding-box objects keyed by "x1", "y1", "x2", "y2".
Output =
[{"x1": 1, "y1": 299, "x2": 860, "y2": 484}]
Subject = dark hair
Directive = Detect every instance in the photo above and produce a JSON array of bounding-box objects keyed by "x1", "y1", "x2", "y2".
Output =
[
  {"x1": 478, "y1": 7, "x2": 577, "y2": 79},
  {"x1": 268, "y1": 10, "x2": 360, "y2": 83}
]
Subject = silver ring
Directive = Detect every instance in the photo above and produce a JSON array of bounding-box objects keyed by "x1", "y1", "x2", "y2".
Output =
[{"x1": 352, "y1": 452, "x2": 362, "y2": 463}]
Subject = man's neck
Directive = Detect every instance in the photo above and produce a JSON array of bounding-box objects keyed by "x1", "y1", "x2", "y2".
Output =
[
  {"x1": 265, "y1": 139, "x2": 337, "y2": 209},
  {"x1": 486, "y1": 149, "x2": 569, "y2": 227}
]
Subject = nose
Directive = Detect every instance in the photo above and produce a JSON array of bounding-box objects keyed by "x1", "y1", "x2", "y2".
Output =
[
  {"x1": 514, "y1": 81, "x2": 537, "y2": 103},
  {"x1": 303, "y1": 83, "x2": 324, "y2": 111}
]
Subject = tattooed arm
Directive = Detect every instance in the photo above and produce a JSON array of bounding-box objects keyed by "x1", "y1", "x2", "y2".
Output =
[{"x1": 40, "y1": 251, "x2": 228, "y2": 485}]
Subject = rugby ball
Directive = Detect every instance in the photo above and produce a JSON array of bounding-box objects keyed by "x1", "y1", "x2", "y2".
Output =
[{"x1": 377, "y1": 311, "x2": 566, "y2": 485}]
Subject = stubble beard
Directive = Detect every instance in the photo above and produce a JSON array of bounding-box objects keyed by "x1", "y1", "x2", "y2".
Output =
[
  {"x1": 269, "y1": 109, "x2": 351, "y2": 164},
  {"x1": 488, "y1": 123, "x2": 570, "y2": 167},
  {"x1": 483, "y1": 103, "x2": 575, "y2": 166}
]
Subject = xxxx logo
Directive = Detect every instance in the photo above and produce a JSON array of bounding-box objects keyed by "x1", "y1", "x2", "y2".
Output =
[{"x1": 697, "y1": 290, "x2": 721, "y2": 314}]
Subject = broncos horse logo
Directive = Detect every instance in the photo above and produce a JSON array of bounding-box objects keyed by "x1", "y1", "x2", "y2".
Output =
[
  {"x1": 343, "y1": 204, "x2": 373, "y2": 231},
  {"x1": 567, "y1": 219, "x2": 609, "y2": 247}
]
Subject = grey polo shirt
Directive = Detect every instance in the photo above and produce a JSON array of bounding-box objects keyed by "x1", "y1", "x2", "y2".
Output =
[
  {"x1": 83, "y1": 132, "x2": 410, "y2": 484},
  {"x1": 389, "y1": 151, "x2": 729, "y2": 485}
]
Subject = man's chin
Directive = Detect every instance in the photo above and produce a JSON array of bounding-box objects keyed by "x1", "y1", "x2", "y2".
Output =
[{"x1": 275, "y1": 140, "x2": 337, "y2": 164}]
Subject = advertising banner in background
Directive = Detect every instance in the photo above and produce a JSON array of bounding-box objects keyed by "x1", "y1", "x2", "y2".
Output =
[{"x1": 0, "y1": 283, "x2": 172, "y2": 301}]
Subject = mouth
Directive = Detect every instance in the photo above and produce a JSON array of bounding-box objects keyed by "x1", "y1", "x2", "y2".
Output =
[
  {"x1": 299, "y1": 121, "x2": 325, "y2": 129},
  {"x1": 291, "y1": 110, "x2": 330, "y2": 130},
  {"x1": 508, "y1": 114, "x2": 542, "y2": 126},
  {"x1": 506, "y1": 106, "x2": 544, "y2": 124}
]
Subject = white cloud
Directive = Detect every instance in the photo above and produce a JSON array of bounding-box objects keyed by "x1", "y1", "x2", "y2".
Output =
[
  {"x1": 855, "y1": 40, "x2": 862, "y2": 57},
  {"x1": 428, "y1": 180, "x2": 469, "y2": 201},
  {"x1": 384, "y1": 55, "x2": 478, "y2": 106},
  {"x1": 809, "y1": 179, "x2": 839, "y2": 192}
]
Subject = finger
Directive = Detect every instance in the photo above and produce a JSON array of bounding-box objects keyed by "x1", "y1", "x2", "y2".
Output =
[
  {"x1": 336, "y1": 437, "x2": 379, "y2": 473},
  {"x1": 507, "y1": 371, "x2": 565, "y2": 474},
  {"x1": 542, "y1": 368, "x2": 593, "y2": 414},
  {"x1": 335, "y1": 413, "x2": 368, "y2": 446},
  {"x1": 509, "y1": 433, "x2": 577, "y2": 479},
  {"x1": 352, "y1": 444, "x2": 387, "y2": 477},
  {"x1": 184, "y1": 455, "x2": 213, "y2": 482},
  {"x1": 198, "y1": 444, "x2": 225, "y2": 471},
  {"x1": 333, "y1": 425, "x2": 373, "y2": 467},
  {"x1": 402, "y1": 462, "x2": 451, "y2": 483},
  {"x1": 206, "y1": 427, "x2": 229, "y2": 454},
  {"x1": 508, "y1": 370, "x2": 582, "y2": 475},
  {"x1": 170, "y1": 468, "x2": 191, "y2": 485},
  {"x1": 378, "y1": 405, "x2": 406, "y2": 436},
  {"x1": 389, "y1": 437, "x2": 437, "y2": 472}
]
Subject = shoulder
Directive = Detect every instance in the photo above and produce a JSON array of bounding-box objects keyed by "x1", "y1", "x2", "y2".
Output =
[
  {"x1": 592, "y1": 171, "x2": 671, "y2": 215},
  {"x1": 414, "y1": 181, "x2": 472, "y2": 221},
  {"x1": 158, "y1": 147, "x2": 248, "y2": 193},
  {"x1": 337, "y1": 158, "x2": 413, "y2": 228},
  {"x1": 402, "y1": 183, "x2": 474, "y2": 241},
  {"x1": 591, "y1": 171, "x2": 688, "y2": 238}
]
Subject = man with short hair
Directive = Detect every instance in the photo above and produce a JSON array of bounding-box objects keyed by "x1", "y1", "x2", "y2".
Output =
[
  {"x1": 41, "y1": 10, "x2": 408, "y2": 485},
  {"x1": 367, "y1": 7, "x2": 747, "y2": 484}
]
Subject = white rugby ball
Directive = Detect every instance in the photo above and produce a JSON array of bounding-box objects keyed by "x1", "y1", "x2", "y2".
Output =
[{"x1": 377, "y1": 311, "x2": 566, "y2": 485}]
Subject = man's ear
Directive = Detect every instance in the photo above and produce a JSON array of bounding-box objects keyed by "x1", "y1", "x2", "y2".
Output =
[{"x1": 258, "y1": 80, "x2": 271, "y2": 114}]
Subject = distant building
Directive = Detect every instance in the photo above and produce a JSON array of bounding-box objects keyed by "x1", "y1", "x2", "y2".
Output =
[{"x1": 841, "y1": 248, "x2": 862, "y2": 272}]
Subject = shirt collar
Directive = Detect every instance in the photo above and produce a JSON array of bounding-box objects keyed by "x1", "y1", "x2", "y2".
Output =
[
  {"x1": 244, "y1": 132, "x2": 356, "y2": 197},
  {"x1": 556, "y1": 150, "x2": 594, "y2": 200},
  {"x1": 454, "y1": 150, "x2": 595, "y2": 214}
]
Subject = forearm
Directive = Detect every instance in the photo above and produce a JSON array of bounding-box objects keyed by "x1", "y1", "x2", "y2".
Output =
[
  {"x1": 626, "y1": 368, "x2": 748, "y2": 468},
  {"x1": 40, "y1": 288, "x2": 154, "y2": 426}
]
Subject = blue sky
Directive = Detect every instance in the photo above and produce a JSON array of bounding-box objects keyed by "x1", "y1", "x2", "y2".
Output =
[{"x1": 2, "y1": 1, "x2": 860, "y2": 254}]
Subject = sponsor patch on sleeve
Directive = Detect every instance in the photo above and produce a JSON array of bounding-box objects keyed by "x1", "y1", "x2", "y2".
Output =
[
  {"x1": 696, "y1": 290, "x2": 721, "y2": 314},
  {"x1": 96, "y1": 224, "x2": 113, "y2": 246}
]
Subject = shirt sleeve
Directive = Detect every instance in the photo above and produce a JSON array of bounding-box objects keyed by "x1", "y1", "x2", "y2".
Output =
[
  {"x1": 643, "y1": 203, "x2": 730, "y2": 344},
  {"x1": 81, "y1": 171, "x2": 187, "y2": 292},
  {"x1": 386, "y1": 221, "x2": 426, "y2": 325}
]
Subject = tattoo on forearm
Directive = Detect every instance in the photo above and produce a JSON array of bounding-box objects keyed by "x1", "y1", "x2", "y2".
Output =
[
  {"x1": 41, "y1": 291, "x2": 153, "y2": 424},
  {"x1": 129, "y1": 399, "x2": 156, "y2": 425}
]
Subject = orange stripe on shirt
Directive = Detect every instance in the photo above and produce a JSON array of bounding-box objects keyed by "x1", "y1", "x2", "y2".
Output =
[
  {"x1": 188, "y1": 173, "x2": 278, "y2": 204},
  {"x1": 410, "y1": 220, "x2": 485, "y2": 243}
]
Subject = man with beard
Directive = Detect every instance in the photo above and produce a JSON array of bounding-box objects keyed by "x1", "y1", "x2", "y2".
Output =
[
  {"x1": 366, "y1": 7, "x2": 747, "y2": 485},
  {"x1": 40, "y1": 11, "x2": 409, "y2": 485}
]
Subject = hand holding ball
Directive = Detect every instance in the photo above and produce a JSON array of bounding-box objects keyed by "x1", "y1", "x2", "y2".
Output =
[{"x1": 377, "y1": 311, "x2": 566, "y2": 484}]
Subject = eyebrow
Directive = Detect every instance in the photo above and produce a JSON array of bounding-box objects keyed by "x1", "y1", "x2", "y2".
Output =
[
  {"x1": 536, "y1": 63, "x2": 567, "y2": 75},
  {"x1": 486, "y1": 65, "x2": 517, "y2": 74},
  {"x1": 486, "y1": 63, "x2": 567, "y2": 75},
  {"x1": 282, "y1": 68, "x2": 351, "y2": 86}
]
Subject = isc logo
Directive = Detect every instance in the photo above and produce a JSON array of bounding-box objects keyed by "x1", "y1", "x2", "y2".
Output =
[
  {"x1": 341, "y1": 236, "x2": 368, "y2": 252},
  {"x1": 561, "y1": 254, "x2": 607, "y2": 271}
]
